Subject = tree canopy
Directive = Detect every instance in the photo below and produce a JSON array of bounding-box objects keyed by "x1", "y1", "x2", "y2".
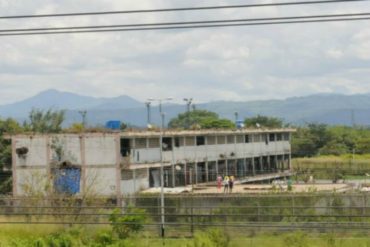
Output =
[
  {"x1": 23, "y1": 109, "x2": 65, "y2": 133},
  {"x1": 244, "y1": 115, "x2": 284, "y2": 128},
  {"x1": 168, "y1": 110, "x2": 234, "y2": 129}
]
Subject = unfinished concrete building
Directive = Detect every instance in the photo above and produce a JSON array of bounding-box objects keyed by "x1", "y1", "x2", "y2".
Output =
[{"x1": 10, "y1": 129, "x2": 294, "y2": 197}]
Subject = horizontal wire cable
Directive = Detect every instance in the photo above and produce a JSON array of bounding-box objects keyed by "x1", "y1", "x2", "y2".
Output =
[
  {"x1": 0, "y1": 12, "x2": 369, "y2": 33},
  {"x1": 0, "y1": 0, "x2": 367, "y2": 19},
  {"x1": 0, "y1": 17, "x2": 369, "y2": 36}
]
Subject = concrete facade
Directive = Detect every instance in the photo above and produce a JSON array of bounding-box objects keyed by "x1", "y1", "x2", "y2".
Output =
[{"x1": 11, "y1": 129, "x2": 294, "y2": 196}]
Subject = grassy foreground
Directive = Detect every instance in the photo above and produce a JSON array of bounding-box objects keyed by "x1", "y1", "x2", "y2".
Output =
[{"x1": 0, "y1": 225, "x2": 369, "y2": 247}]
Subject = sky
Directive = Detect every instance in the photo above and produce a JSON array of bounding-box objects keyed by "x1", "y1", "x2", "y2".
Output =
[{"x1": 0, "y1": 0, "x2": 370, "y2": 105}]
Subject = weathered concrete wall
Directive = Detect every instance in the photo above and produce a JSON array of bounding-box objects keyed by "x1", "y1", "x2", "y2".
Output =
[
  {"x1": 85, "y1": 167, "x2": 117, "y2": 196},
  {"x1": 15, "y1": 168, "x2": 48, "y2": 195},
  {"x1": 121, "y1": 177, "x2": 149, "y2": 195},
  {"x1": 14, "y1": 136, "x2": 48, "y2": 167},
  {"x1": 49, "y1": 135, "x2": 82, "y2": 165},
  {"x1": 84, "y1": 135, "x2": 117, "y2": 166}
]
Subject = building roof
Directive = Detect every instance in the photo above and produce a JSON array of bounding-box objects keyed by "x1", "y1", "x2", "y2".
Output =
[{"x1": 6, "y1": 128, "x2": 295, "y2": 139}]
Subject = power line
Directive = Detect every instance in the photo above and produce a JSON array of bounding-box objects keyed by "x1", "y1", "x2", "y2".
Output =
[
  {"x1": 0, "y1": 0, "x2": 367, "y2": 19},
  {"x1": 1, "y1": 12, "x2": 369, "y2": 33},
  {"x1": 0, "y1": 16, "x2": 369, "y2": 36}
]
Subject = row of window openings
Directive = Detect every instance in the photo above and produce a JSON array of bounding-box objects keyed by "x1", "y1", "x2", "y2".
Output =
[{"x1": 121, "y1": 133, "x2": 290, "y2": 152}]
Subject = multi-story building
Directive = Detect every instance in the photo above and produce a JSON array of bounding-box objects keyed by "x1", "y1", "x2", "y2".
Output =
[{"x1": 10, "y1": 128, "x2": 294, "y2": 197}]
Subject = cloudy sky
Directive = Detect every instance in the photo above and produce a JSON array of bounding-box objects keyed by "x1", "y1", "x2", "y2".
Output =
[{"x1": 0, "y1": 0, "x2": 370, "y2": 105}]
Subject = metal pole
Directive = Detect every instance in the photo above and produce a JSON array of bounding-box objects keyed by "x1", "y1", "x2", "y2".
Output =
[
  {"x1": 78, "y1": 110, "x2": 87, "y2": 128},
  {"x1": 160, "y1": 112, "x2": 165, "y2": 238},
  {"x1": 145, "y1": 102, "x2": 151, "y2": 126}
]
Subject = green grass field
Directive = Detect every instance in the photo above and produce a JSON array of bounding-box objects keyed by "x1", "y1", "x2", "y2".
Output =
[{"x1": 0, "y1": 225, "x2": 369, "y2": 247}]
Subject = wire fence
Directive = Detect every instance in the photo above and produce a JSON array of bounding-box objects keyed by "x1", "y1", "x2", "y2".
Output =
[{"x1": 0, "y1": 193, "x2": 369, "y2": 237}]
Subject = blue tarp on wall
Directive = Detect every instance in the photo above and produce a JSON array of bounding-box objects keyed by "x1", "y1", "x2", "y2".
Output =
[{"x1": 53, "y1": 168, "x2": 81, "y2": 194}]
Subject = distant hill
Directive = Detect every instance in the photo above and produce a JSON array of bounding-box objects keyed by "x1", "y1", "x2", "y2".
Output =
[
  {"x1": 1, "y1": 90, "x2": 370, "y2": 127},
  {"x1": 0, "y1": 89, "x2": 142, "y2": 119}
]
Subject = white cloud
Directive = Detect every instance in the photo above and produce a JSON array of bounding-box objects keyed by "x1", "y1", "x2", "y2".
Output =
[{"x1": 0, "y1": 0, "x2": 370, "y2": 104}]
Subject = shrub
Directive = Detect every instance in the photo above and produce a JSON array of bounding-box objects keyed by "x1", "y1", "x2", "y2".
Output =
[
  {"x1": 283, "y1": 231, "x2": 308, "y2": 247},
  {"x1": 109, "y1": 206, "x2": 147, "y2": 239},
  {"x1": 193, "y1": 229, "x2": 230, "y2": 247}
]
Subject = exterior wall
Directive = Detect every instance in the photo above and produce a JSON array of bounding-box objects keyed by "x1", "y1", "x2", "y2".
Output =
[
  {"x1": 11, "y1": 130, "x2": 293, "y2": 196},
  {"x1": 15, "y1": 168, "x2": 48, "y2": 195},
  {"x1": 14, "y1": 136, "x2": 48, "y2": 167},
  {"x1": 84, "y1": 135, "x2": 116, "y2": 166},
  {"x1": 85, "y1": 167, "x2": 117, "y2": 196},
  {"x1": 12, "y1": 134, "x2": 120, "y2": 197},
  {"x1": 120, "y1": 177, "x2": 149, "y2": 195}
]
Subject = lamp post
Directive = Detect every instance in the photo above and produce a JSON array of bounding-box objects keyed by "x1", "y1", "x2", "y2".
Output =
[
  {"x1": 145, "y1": 101, "x2": 151, "y2": 127},
  {"x1": 148, "y1": 97, "x2": 173, "y2": 238},
  {"x1": 78, "y1": 110, "x2": 87, "y2": 128},
  {"x1": 183, "y1": 98, "x2": 193, "y2": 129},
  {"x1": 234, "y1": 111, "x2": 238, "y2": 128}
]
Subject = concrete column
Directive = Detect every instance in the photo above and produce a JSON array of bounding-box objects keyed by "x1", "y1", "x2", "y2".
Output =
[
  {"x1": 225, "y1": 159, "x2": 229, "y2": 176},
  {"x1": 133, "y1": 169, "x2": 136, "y2": 193},
  {"x1": 115, "y1": 134, "x2": 122, "y2": 205},
  {"x1": 205, "y1": 161, "x2": 209, "y2": 182},
  {"x1": 184, "y1": 162, "x2": 187, "y2": 185},
  {"x1": 11, "y1": 137, "x2": 17, "y2": 196},
  {"x1": 216, "y1": 160, "x2": 219, "y2": 177},
  {"x1": 172, "y1": 164, "x2": 175, "y2": 188},
  {"x1": 80, "y1": 135, "x2": 87, "y2": 194},
  {"x1": 195, "y1": 163, "x2": 198, "y2": 184},
  {"x1": 267, "y1": 155, "x2": 271, "y2": 173},
  {"x1": 289, "y1": 153, "x2": 292, "y2": 170},
  {"x1": 242, "y1": 158, "x2": 246, "y2": 177},
  {"x1": 252, "y1": 157, "x2": 255, "y2": 176},
  {"x1": 45, "y1": 136, "x2": 52, "y2": 195},
  {"x1": 259, "y1": 156, "x2": 263, "y2": 173}
]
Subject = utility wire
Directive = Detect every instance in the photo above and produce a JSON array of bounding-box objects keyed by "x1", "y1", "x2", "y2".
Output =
[
  {"x1": 0, "y1": 16, "x2": 369, "y2": 36},
  {"x1": 1, "y1": 12, "x2": 369, "y2": 33},
  {"x1": 0, "y1": 0, "x2": 367, "y2": 19}
]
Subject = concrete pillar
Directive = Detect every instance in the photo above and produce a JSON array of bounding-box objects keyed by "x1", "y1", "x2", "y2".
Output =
[
  {"x1": 172, "y1": 164, "x2": 175, "y2": 188},
  {"x1": 252, "y1": 157, "x2": 255, "y2": 176},
  {"x1": 205, "y1": 161, "x2": 209, "y2": 182},
  {"x1": 267, "y1": 155, "x2": 271, "y2": 173},
  {"x1": 115, "y1": 134, "x2": 122, "y2": 205},
  {"x1": 243, "y1": 158, "x2": 247, "y2": 177},
  {"x1": 133, "y1": 169, "x2": 136, "y2": 193},
  {"x1": 184, "y1": 162, "x2": 187, "y2": 185},
  {"x1": 195, "y1": 163, "x2": 198, "y2": 184},
  {"x1": 80, "y1": 135, "x2": 87, "y2": 194},
  {"x1": 216, "y1": 160, "x2": 219, "y2": 177},
  {"x1": 225, "y1": 159, "x2": 229, "y2": 176},
  {"x1": 259, "y1": 156, "x2": 263, "y2": 173},
  {"x1": 11, "y1": 137, "x2": 17, "y2": 196}
]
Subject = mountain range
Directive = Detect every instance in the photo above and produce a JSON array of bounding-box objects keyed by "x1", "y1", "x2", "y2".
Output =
[{"x1": 1, "y1": 89, "x2": 370, "y2": 127}]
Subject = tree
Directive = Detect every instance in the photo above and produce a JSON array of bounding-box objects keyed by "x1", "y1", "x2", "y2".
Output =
[
  {"x1": 168, "y1": 110, "x2": 234, "y2": 129},
  {"x1": 24, "y1": 109, "x2": 65, "y2": 133},
  {"x1": 244, "y1": 115, "x2": 284, "y2": 128},
  {"x1": 0, "y1": 117, "x2": 22, "y2": 194}
]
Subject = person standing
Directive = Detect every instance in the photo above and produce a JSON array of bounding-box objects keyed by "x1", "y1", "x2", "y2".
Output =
[
  {"x1": 217, "y1": 175, "x2": 222, "y2": 192},
  {"x1": 223, "y1": 175, "x2": 229, "y2": 194},
  {"x1": 229, "y1": 176, "x2": 234, "y2": 193}
]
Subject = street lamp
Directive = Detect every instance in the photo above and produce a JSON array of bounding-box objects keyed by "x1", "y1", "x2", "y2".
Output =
[
  {"x1": 148, "y1": 97, "x2": 173, "y2": 129},
  {"x1": 145, "y1": 101, "x2": 151, "y2": 128},
  {"x1": 78, "y1": 110, "x2": 87, "y2": 128},
  {"x1": 183, "y1": 98, "x2": 193, "y2": 129},
  {"x1": 148, "y1": 97, "x2": 173, "y2": 238}
]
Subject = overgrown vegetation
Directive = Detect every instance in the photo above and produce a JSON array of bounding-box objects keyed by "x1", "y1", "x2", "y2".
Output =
[
  {"x1": 292, "y1": 124, "x2": 370, "y2": 157},
  {"x1": 168, "y1": 110, "x2": 235, "y2": 129}
]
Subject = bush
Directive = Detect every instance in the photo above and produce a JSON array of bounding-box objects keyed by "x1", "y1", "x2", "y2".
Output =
[
  {"x1": 193, "y1": 229, "x2": 230, "y2": 247},
  {"x1": 283, "y1": 231, "x2": 308, "y2": 247},
  {"x1": 109, "y1": 206, "x2": 147, "y2": 239}
]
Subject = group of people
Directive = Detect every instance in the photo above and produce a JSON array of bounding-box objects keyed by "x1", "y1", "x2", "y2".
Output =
[{"x1": 216, "y1": 175, "x2": 235, "y2": 193}]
